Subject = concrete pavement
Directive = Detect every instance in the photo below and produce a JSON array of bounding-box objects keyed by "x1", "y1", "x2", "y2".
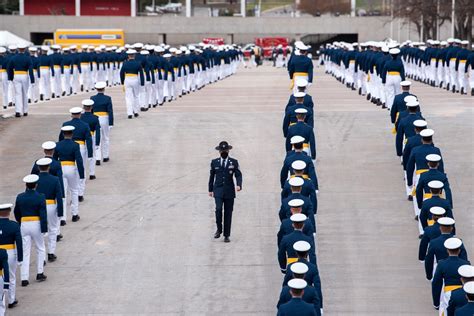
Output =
[{"x1": 0, "y1": 64, "x2": 472, "y2": 315}]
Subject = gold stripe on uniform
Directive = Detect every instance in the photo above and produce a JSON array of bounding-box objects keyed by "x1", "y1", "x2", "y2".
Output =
[
  {"x1": 46, "y1": 199, "x2": 56, "y2": 205},
  {"x1": 75, "y1": 140, "x2": 85, "y2": 145},
  {"x1": 388, "y1": 71, "x2": 400, "y2": 75},
  {"x1": 416, "y1": 169, "x2": 429, "y2": 175},
  {"x1": 60, "y1": 161, "x2": 75, "y2": 166},
  {"x1": 14, "y1": 71, "x2": 27, "y2": 75},
  {"x1": 94, "y1": 112, "x2": 108, "y2": 116},
  {"x1": 444, "y1": 285, "x2": 462, "y2": 292},
  {"x1": 22, "y1": 216, "x2": 40, "y2": 222},
  {"x1": 0, "y1": 244, "x2": 15, "y2": 250}
]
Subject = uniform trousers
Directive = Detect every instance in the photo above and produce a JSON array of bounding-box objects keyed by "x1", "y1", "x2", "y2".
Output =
[
  {"x1": 78, "y1": 144, "x2": 87, "y2": 196},
  {"x1": 385, "y1": 74, "x2": 402, "y2": 110},
  {"x1": 0, "y1": 71, "x2": 8, "y2": 107},
  {"x1": 96, "y1": 115, "x2": 110, "y2": 160},
  {"x1": 4, "y1": 248, "x2": 17, "y2": 305},
  {"x1": 439, "y1": 288, "x2": 454, "y2": 316},
  {"x1": 469, "y1": 68, "x2": 474, "y2": 91},
  {"x1": 457, "y1": 62, "x2": 467, "y2": 92},
  {"x1": 62, "y1": 69, "x2": 71, "y2": 95},
  {"x1": 52, "y1": 66, "x2": 62, "y2": 97},
  {"x1": 0, "y1": 274, "x2": 4, "y2": 316},
  {"x1": 39, "y1": 68, "x2": 52, "y2": 100},
  {"x1": 124, "y1": 77, "x2": 140, "y2": 116},
  {"x1": 139, "y1": 83, "x2": 148, "y2": 108},
  {"x1": 27, "y1": 72, "x2": 39, "y2": 103},
  {"x1": 71, "y1": 66, "x2": 80, "y2": 94},
  {"x1": 20, "y1": 221, "x2": 45, "y2": 281},
  {"x1": 214, "y1": 197, "x2": 234, "y2": 237},
  {"x1": 449, "y1": 63, "x2": 458, "y2": 90},
  {"x1": 62, "y1": 164, "x2": 80, "y2": 220},
  {"x1": 81, "y1": 65, "x2": 91, "y2": 92},
  {"x1": 13, "y1": 74, "x2": 29, "y2": 114},
  {"x1": 89, "y1": 134, "x2": 96, "y2": 176},
  {"x1": 46, "y1": 203, "x2": 59, "y2": 254}
]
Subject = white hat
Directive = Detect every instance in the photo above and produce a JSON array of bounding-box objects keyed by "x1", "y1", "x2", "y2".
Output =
[
  {"x1": 81, "y1": 99, "x2": 94, "y2": 107},
  {"x1": 294, "y1": 92, "x2": 306, "y2": 98},
  {"x1": 288, "y1": 177, "x2": 304, "y2": 187},
  {"x1": 413, "y1": 120, "x2": 427, "y2": 128},
  {"x1": 458, "y1": 265, "x2": 474, "y2": 278},
  {"x1": 51, "y1": 45, "x2": 61, "y2": 50},
  {"x1": 290, "y1": 135, "x2": 305, "y2": 144},
  {"x1": 18, "y1": 43, "x2": 28, "y2": 49},
  {"x1": 0, "y1": 204, "x2": 13, "y2": 210},
  {"x1": 133, "y1": 43, "x2": 144, "y2": 49},
  {"x1": 69, "y1": 107, "x2": 83, "y2": 114},
  {"x1": 290, "y1": 262, "x2": 309, "y2": 274},
  {"x1": 169, "y1": 47, "x2": 177, "y2": 53},
  {"x1": 406, "y1": 100, "x2": 419, "y2": 107},
  {"x1": 437, "y1": 217, "x2": 455, "y2": 226},
  {"x1": 63, "y1": 47, "x2": 71, "y2": 52},
  {"x1": 444, "y1": 237, "x2": 462, "y2": 250},
  {"x1": 61, "y1": 125, "x2": 75, "y2": 132},
  {"x1": 126, "y1": 49, "x2": 137, "y2": 55},
  {"x1": 420, "y1": 129, "x2": 434, "y2": 137},
  {"x1": 41, "y1": 45, "x2": 49, "y2": 51},
  {"x1": 175, "y1": 50, "x2": 182, "y2": 55},
  {"x1": 23, "y1": 174, "x2": 39, "y2": 183},
  {"x1": 293, "y1": 240, "x2": 311, "y2": 252},
  {"x1": 430, "y1": 207, "x2": 446, "y2": 216},
  {"x1": 163, "y1": 53, "x2": 172, "y2": 58},
  {"x1": 288, "y1": 199, "x2": 304, "y2": 208},
  {"x1": 8, "y1": 44, "x2": 17, "y2": 50},
  {"x1": 36, "y1": 157, "x2": 52, "y2": 166},
  {"x1": 295, "y1": 42, "x2": 309, "y2": 51},
  {"x1": 81, "y1": 45, "x2": 88, "y2": 49},
  {"x1": 461, "y1": 40, "x2": 469, "y2": 45},
  {"x1": 426, "y1": 154, "x2": 441, "y2": 162},
  {"x1": 154, "y1": 47, "x2": 164, "y2": 53},
  {"x1": 70, "y1": 45, "x2": 77, "y2": 49},
  {"x1": 428, "y1": 180, "x2": 444, "y2": 189},
  {"x1": 295, "y1": 79, "x2": 308, "y2": 87},
  {"x1": 400, "y1": 80, "x2": 411, "y2": 87},
  {"x1": 404, "y1": 95, "x2": 417, "y2": 103},
  {"x1": 140, "y1": 50, "x2": 149, "y2": 55},
  {"x1": 463, "y1": 281, "x2": 474, "y2": 294},
  {"x1": 288, "y1": 278, "x2": 307, "y2": 290},
  {"x1": 389, "y1": 48, "x2": 400, "y2": 55},
  {"x1": 290, "y1": 213, "x2": 307, "y2": 223},
  {"x1": 294, "y1": 108, "x2": 308, "y2": 114},
  {"x1": 42, "y1": 141, "x2": 56, "y2": 150},
  {"x1": 95, "y1": 81, "x2": 106, "y2": 89},
  {"x1": 381, "y1": 45, "x2": 389, "y2": 53},
  {"x1": 291, "y1": 160, "x2": 306, "y2": 171},
  {"x1": 0, "y1": 47, "x2": 6, "y2": 54}
]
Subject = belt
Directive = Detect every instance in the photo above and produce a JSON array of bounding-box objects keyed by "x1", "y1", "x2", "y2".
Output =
[
  {"x1": 349, "y1": 60, "x2": 355, "y2": 63},
  {"x1": 80, "y1": 62, "x2": 89, "y2": 65},
  {"x1": 431, "y1": 58, "x2": 436, "y2": 61},
  {"x1": 40, "y1": 66, "x2": 50, "y2": 70},
  {"x1": 444, "y1": 285, "x2": 462, "y2": 292},
  {"x1": 54, "y1": 65, "x2": 61, "y2": 68},
  {"x1": 46, "y1": 199, "x2": 56, "y2": 205},
  {"x1": 388, "y1": 71, "x2": 400, "y2": 75},
  {"x1": 60, "y1": 161, "x2": 75, "y2": 166},
  {"x1": 0, "y1": 244, "x2": 15, "y2": 250},
  {"x1": 63, "y1": 65, "x2": 71, "y2": 69},
  {"x1": 293, "y1": 72, "x2": 308, "y2": 78},
  {"x1": 450, "y1": 58, "x2": 456, "y2": 61},
  {"x1": 91, "y1": 131, "x2": 95, "y2": 136},
  {"x1": 14, "y1": 70, "x2": 27, "y2": 75},
  {"x1": 459, "y1": 60, "x2": 467, "y2": 63},
  {"x1": 427, "y1": 219, "x2": 435, "y2": 226},
  {"x1": 94, "y1": 111, "x2": 108, "y2": 116},
  {"x1": 0, "y1": 69, "x2": 6, "y2": 73},
  {"x1": 174, "y1": 68, "x2": 178, "y2": 71},
  {"x1": 303, "y1": 143, "x2": 309, "y2": 148},
  {"x1": 416, "y1": 169, "x2": 429, "y2": 175},
  {"x1": 290, "y1": 174, "x2": 310, "y2": 179},
  {"x1": 75, "y1": 140, "x2": 85, "y2": 145},
  {"x1": 423, "y1": 193, "x2": 433, "y2": 200},
  {"x1": 125, "y1": 73, "x2": 137, "y2": 77},
  {"x1": 22, "y1": 216, "x2": 40, "y2": 222},
  {"x1": 287, "y1": 257, "x2": 298, "y2": 266}
]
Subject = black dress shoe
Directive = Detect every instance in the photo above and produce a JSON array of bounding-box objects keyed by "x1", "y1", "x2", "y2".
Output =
[
  {"x1": 128, "y1": 115, "x2": 133, "y2": 119},
  {"x1": 96, "y1": 160, "x2": 101, "y2": 166},
  {"x1": 21, "y1": 280, "x2": 29, "y2": 287},
  {"x1": 224, "y1": 237, "x2": 230, "y2": 243},
  {"x1": 60, "y1": 220, "x2": 66, "y2": 226},
  {"x1": 78, "y1": 196, "x2": 84, "y2": 202},
  {"x1": 23, "y1": 113, "x2": 28, "y2": 116},
  {"x1": 36, "y1": 273, "x2": 47, "y2": 282},
  {"x1": 15, "y1": 113, "x2": 21, "y2": 117},
  {"x1": 48, "y1": 253, "x2": 57, "y2": 262},
  {"x1": 408, "y1": 195, "x2": 413, "y2": 201},
  {"x1": 140, "y1": 107, "x2": 147, "y2": 112},
  {"x1": 40, "y1": 94, "x2": 44, "y2": 101},
  {"x1": 214, "y1": 231, "x2": 221, "y2": 239},
  {"x1": 62, "y1": 91, "x2": 66, "y2": 96},
  {"x1": 72, "y1": 215, "x2": 80, "y2": 222},
  {"x1": 103, "y1": 158, "x2": 109, "y2": 162},
  {"x1": 8, "y1": 102, "x2": 12, "y2": 107},
  {"x1": 414, "y1": 215, "x2": 419, "y2": 221},
  {"x1": 56, "y1": 234, "x2": 63, "y2": 242},
  {"x1": 8, "y1": 300, "x2": 18, "y2": 308},
  {"x1": 89, "y1": 175, "x2": 96, "y2": 180},
  {"x1": 134, "y1": 113, "x2": 139, "y2": 117}
]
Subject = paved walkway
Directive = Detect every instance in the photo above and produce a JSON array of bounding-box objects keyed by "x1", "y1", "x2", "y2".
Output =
[{"x1": 0, "y1": 65, "x2": 472, "y2": 315}]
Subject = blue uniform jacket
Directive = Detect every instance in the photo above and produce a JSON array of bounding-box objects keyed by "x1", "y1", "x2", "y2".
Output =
[
  {"x1": 0, "y1": 249, "x2": 9, "y2": 289},
  {"x1": 91, "y1": 93, "x2": 114, "y2": 126},
  {"x1": 36, "y1": 172, "x2": 64, "y2": 217},
  {"x1": 278, "y1": 218, "x2": 314, "y2": 246},
  {"x1": 285, "y1": 94, "x2": 314, "y2": 112},
  {"x1": 432, "y1": 256, "x2": 470, "y2": 308},
  {"x1": 13, "y1": 189, "x2": 48, "y2": 233},
  {"x1": 54, "y1": 139, "x2": 85, "y2": 179},
  {"x1": 283, "y1": 258, "x2": 323, "y2": 307},
  {"x1": 406, "y1": 144, "x2": 444, "y2": 186},
  {"x1": 0, "y1": 218, "x2": 23, "y2": 262},
  {"x1": 288, "y1": 55, "x2": 314, "y2": 83},
  {"x1": 447, "y1": 288, "x2": 468, "y2": 316},
  {"x1": 279, "y1": 193, "x2": 314, "y2": 222},
  {"x1": 283, "y1": 104, "x2": 314, "y2": 137},
  {"x1": 277, "y1": 297, "x2": 317, "y2": 316},
  {"x1": 390, "y1": 92, "x2": 416, "y2": 124},
  {"x1": 208, "y1": 157, "x2": 242, "y2": 199},
  {"x1": 454, "y1": 302, "x2": 474, "y2": 316},
  {"x1": 119, "y1": 60, "x2": 145, "y2": 86},
  {"x1": 60, "y1": 118, "x2": 93, "y2": 158},
  {"x1": 416, "y1": 169, "x2": 453, "y2": 208},
  {"x1": 419, "y1": 196, "x2": 453, "y2": 231},
  {"x1": 381, "y1": 57, "x2": 405, "y2": 83},
  {"x1": 286, "y1": 122, "x2": 316, "y2": 159},
  {"x1": 395, "y1": 112, "x2": 423, "y2": 156},
  {"x1": 425, "y1": 234, "x2": 468, "y2": 280},
  {"x1": 402, "y1": 134, "x2": 422, "y2": 171},
  {"x1": 278, "y1": 230, "x2": 316, "y2": 270},
  {"x1": 31, "y1": 156, "x2": 65, "y2": 198},
  {"x1": 277, "y1": 284, "x2": 321, "y2": 316},
  {"x1": 280, "y1": 151, "x2": 318, "y2": 188},
  {"x1": 80, "y1": 112, "x2": 101, "y2": 146},
  {"x1": 419, "y1": 223, "x2": 441, "y2": 261},
  {"x1": 282, "y1": 178, "x2": 318, "y2": 215},
  {"x1": 7, "y1": 52, "x2": 34, "y2": 83}
]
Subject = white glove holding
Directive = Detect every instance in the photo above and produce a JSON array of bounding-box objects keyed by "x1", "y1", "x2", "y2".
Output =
[
  {"x1": 42, "y1": 233, "x2": 48, "y2": 237},
  {"x1": 95, "y1": 146, "x2": 100, "y2": 151},
  {"x1": 17, "y1": 261, "x2": 22, "y2": 267}
]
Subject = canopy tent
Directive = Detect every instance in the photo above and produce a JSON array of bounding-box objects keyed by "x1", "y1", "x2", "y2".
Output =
[{"x1": 0, "y1": 31, "x2": 32, "y2": 47}]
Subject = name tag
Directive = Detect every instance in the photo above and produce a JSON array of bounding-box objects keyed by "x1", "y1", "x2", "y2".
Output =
[
  {"x1": 228, "y1": 165, "x2": 234, "y2": 169},
  {"x1": 214, "y1": 167, "x2": 219, "y2": 170}
]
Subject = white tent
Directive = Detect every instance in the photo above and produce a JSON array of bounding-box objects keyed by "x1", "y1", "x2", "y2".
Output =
[{"x1": 0, "y1": 31, "x2": 33, "y2": 47}]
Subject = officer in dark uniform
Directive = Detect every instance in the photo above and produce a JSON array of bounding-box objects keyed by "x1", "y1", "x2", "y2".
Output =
[
  {"x1": 447, "y1": 265, "x2": 474, "y2": 316},
  {"x1": 80, "y1": 100, "x2": 101, "y2": 180},
  {"x1": 208, "y1": 141, "x2": 242, "y2": 243},
  {"x1": 279, "y1": 177, "x2": 314, "y2": 223},
  {"x1": 416, "y1": 154, "x2": 453, "y2": 209},
  {"x1": 277, "y1": 199, "x2": 314, "y2": 246},
  {"x1": 390, "y1": 80, "x2": 416, "y2": 124},
  {"x1": 454, "y1": 282, "x2": 474, "y2": 315},
  {"x1": 419, "y1": 209, "x2": 447, "y2": 261},
  {"x1": 280, "y1": 136, "x2": 318, "y2": 188},
  {"x1": 277, "y1": 278, "x2": 317, "y2": 316}
]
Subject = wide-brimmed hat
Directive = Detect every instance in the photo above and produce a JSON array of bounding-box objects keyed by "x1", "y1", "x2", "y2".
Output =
[{"x1": 215, "y1": 141, "x2": 232, "y2": 151}]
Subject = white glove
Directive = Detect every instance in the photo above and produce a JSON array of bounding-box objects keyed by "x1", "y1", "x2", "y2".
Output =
[
  {"x1": 316, "y1": 190, "x2": 319, "y2": 194},
  {"x1": 17, "y1": 261, "x2": 22, "y2": 267},
  {"x1": 109, "y1": 126, "x2": 113, "y2": 130},
  {"x1": 95, "y1": 146, "x2": 100, "y2": 151},
  {"x1": 42, "y1": 233, "x2": 48, "y2": 237}
]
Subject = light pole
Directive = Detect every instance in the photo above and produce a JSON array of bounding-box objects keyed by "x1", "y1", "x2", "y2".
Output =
[{"x1": 451, "y1": 0, "x2": 455, "y2": 37}]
